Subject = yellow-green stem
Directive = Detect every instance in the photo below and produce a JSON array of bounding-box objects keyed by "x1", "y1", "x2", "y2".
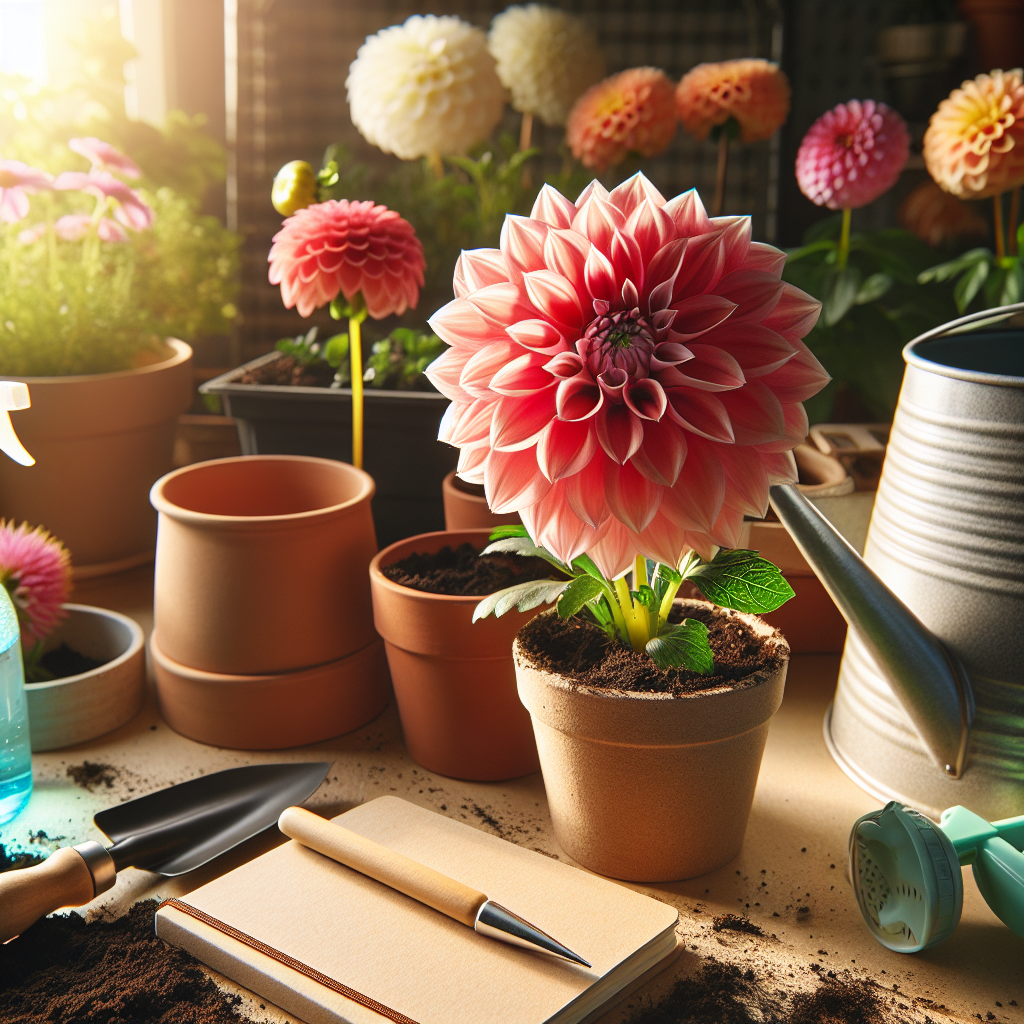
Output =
[
  {"x1": 837, "y1": 207, "x2": 852, "y2": 270},
  {"x1": 633, "y1": 554, "x2": 647, "y2": 590},
  {"x1": 613, "y1": 576, "x2": 646, "y2": 652},
  {"x1": 993, "y1": 192, "x2": 1006, "y2": 259},
  {"x1": 658, "y1": 578, "x2": 683, "y2": 623},
  {"x1": 349, "y1": 315, "x2": 364, "y2": 469},
  {"x1": 427, "y1": 151, "x2": 444, "y2": 179}
]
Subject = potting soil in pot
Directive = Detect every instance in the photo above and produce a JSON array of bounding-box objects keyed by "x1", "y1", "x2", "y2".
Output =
[
  {"x1": 382, "y1": 542, "x2": 557, "y2": 596},
  {"x1": 517, "y1": 605, "x2": 783, "y2": 695},
  {"x1": 236, "y1": 354, "x2": 334, "y2": 389},
  {"x1": 30, "y1": 643, "x2": 104, "y2": 680}
]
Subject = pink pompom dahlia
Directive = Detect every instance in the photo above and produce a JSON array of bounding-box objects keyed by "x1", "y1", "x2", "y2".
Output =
[
  {"x1": 675, "y1": 59, "x2": 790, "y2": 143},
  {"x1": 426, "y1": 173, "x2": 827, "y2": 578},
  {"x1": 0, "y1": 160, "x2": 53, "y2": 224},
  {"x1": 566, "y1": 68, "x2": 678, "y2": 173},
  {"x1": 268, "y1": 199, "x2": 426, "y2": 320},
  {"x1": 796, "y1": 100, "x2": 909, "y2": 210},
  {"x1": 0, "y1": 521, "x2": 71, "y2": 649}
]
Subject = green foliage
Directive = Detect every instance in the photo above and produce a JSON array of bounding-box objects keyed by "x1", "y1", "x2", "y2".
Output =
[
  {"x1": 474, "y1": 534, "x2": 795, "y2": 675},
  {"x1": 783, "y1": 217, "x2": 959, "y2": 422},
  {"x1": 918, "y1": 224, "x2": 1024, "y2": 314}
]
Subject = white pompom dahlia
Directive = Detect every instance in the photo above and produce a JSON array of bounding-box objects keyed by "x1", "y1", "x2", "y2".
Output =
[
  {"x1": 487, "y1": 4, "x2": 605, "y2": 126},
  {"x1": 346, "y1": 15, "x2": 507, "y2": 160}
]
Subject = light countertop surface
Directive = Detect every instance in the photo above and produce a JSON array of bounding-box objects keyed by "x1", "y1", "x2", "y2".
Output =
[{"x1": 2, "y1": 564, "x2": 1020, "y2": 1024}]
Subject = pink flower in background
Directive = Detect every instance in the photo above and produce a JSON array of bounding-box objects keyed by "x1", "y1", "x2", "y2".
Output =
[
  {"x1": 0, "y1": 521, "x2": 71, "y2": 649},
  {"x1": 17, "y1": 222, "x2": 46, "y2": 245},
  {"x1": 0, "y1": 160, "x2": 53, "y2": 224},
  {"x1": 68, "y1": 137, "x2": 141, "y2": 179},
  {"x1": 426, "y1": 173, "x2": 827, "y2": 578},
  {"x1": 796, "y1": 100, "x2": 909, "y2": 210},
  {"x1": 55, "y1": 213, "x2": 129, "y2": 243},
  {"x1": 268, "y1": 199, "x2": 426, "y2": 319},
  {"x1": 54, "y1": 170, "x2": 154, "y2": 230}
]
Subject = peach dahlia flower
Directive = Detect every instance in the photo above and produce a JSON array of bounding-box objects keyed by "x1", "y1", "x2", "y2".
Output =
[
  {"x1": 566, "y1": 68, "x2": 678, "y2": 173},
  {"x1": 426, "y1": 173, "x2": 827, "y2": 578},
  {"x1": 675, "y1": 59, "x2": 791, "y2": 143},
  {"x1": 923, "y1": 69, "x2": 1024, "y2": 200},
  {"x1": 268, "y1": 200, "x2": 425, "y2": 320}
]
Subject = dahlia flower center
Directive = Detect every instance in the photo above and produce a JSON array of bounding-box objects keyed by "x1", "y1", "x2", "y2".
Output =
[{"x1": 581, "y1": 307, "x2": 656, "y2": 378}]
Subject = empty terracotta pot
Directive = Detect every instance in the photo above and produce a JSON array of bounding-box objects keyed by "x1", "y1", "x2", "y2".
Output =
[
  {"x1": 0, "y1": 340, "x2": 193, "y2": 576},
  {"x1": 441, "y1": 472, "x2": 520, "y2": 531},
  {"x1": 369, "y1": 529, "x2": 540, "y2": 781},
  {"x1": 151, "y1": 456, "x2": 378, "y2": 675},
  {"x1": 151, "y1": 634, "x2": 389, "y2": 749},
  {"x1": 515, "y1": 601, "x2": 789, "y2": 882}
]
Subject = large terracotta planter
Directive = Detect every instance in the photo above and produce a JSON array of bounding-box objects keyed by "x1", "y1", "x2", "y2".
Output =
[
  {"x1": 0, "y1": 340, "x2": 193, "y2": 576},
  {"x1": 151, "y1": 455, "x2": 379, "y2": 676},
  {"x1": 369, "y1": 529, "x2": 540, "y2": 781},
  {"x1": 515, "y1": 601, "x2": 789, "y2": 882},
  {"x1": 441, "y1": 472, "x2": 520, "y2": 531},
  {"x1": 26, "y1": 604, "x2": 145, "y2": 752}
]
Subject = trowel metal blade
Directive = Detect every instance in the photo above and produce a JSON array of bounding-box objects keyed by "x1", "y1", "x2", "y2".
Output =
[{"x1": 94, "y1": 761, "x2": 331, "y2": 876}]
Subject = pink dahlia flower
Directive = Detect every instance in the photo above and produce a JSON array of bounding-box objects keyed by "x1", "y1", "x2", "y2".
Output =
[
  {"x1": 0, "y1": 521, "x2": 71, "y2": 649},
  {"x1": 55, "y1": 213, "x2": 129, "y2": 243},
  {"x1": 68, "y1": 137, "x2": 141, "y2": 179},
  {"x1": 566, "y1": 68, "x2": 678, "y2": 173},
  {"x1": 268, "y1": 199, "x2": 426, "y2": 320},
  {"x1": 0, "y1": 160, "x2": 53, "y2": 224},
  {"x1": 426, "y1": 173, "x2": 827, "y2": 578},
  {"x1": 54, "y1": 170, "x2": 154, "y2": 230},
  {"x1": 796, "y1": 100, "x2": 909, "y2": 210}
]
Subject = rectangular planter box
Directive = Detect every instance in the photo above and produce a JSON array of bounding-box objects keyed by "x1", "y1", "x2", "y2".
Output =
[{"x1": 200, "y1": 352, "x2": 457, "y2": 547}]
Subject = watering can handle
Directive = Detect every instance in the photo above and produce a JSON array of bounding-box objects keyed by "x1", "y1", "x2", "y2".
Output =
[{"x1": 768, "y1": 484, "x2": 974, "y2": 779}]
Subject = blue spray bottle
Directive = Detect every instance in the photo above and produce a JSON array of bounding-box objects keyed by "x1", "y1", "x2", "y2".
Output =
[{"x1": 0, "y1": 380, "x2": 36, "y2": 826}]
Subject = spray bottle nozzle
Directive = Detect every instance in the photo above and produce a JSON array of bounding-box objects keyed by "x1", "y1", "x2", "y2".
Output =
[{"x1": 0, "y1": 381, "x2": 34, "y2": 467}]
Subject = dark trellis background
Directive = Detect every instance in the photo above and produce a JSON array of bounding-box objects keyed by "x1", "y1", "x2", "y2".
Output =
[{"x1": 225, "y1": 0, "x2": 973, "y2": 364}]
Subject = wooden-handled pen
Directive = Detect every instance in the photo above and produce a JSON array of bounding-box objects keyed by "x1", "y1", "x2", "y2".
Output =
[{"x1": 278, "y1": 807, "x2": 591, "y2": 967}]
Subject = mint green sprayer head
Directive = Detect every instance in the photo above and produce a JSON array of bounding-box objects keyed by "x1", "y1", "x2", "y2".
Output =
[{"x1": 850, "y1": 802, "x2": 1024, "y2": 953}]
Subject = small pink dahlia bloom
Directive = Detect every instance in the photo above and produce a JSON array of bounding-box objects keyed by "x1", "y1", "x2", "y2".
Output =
[
  {"x1": 796, "y1": 100, "x2": 909, "y2": 210},
  {"x1": 54, "y1": 170, "x2": 155, "y2": 230},
  {"x1": 0, "y1": 521, "x2": 71, "y2": 649},
  {"x1": 55, "y1": 213, "x2": 129, "y2": 243},
  {"x1": 426, "y1": 173, "x2": 827, "y2": 578},
  {"x1": 0, "y1": 160, "x2": 53, "y2": 224},
  {"x1": 268, "y1": 199, "x2": 426, "y2": 320},
  {"x1": 68, "y1": 137, "x2": 141, "y2": 179}
]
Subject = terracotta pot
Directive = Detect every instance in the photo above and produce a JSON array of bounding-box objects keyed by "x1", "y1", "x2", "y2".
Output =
[
  {"x1": 0, "y1": 340, "x2": 193, "y2": 576},
  {"x1": 369, "y1": 529, "x2": 540, "y2": 781},
  {"x1": 515, "y1": 601, "x2": 789, "y2": 882},
  {"x1": 151, "y1": 455, "x2": 378, "y2": 675},
  {"x1": 441, "y1": 472, "x2": 520, "y2": 531},
  {"x1": 957, "y1": 0, "x2": 1024, "y2": 73},
  {"x1": 151, "y1": 634, "x2": 390, "y2": 749},
  {"x1": 26, "y1": 604, "x2": 145, "y2": 752}
]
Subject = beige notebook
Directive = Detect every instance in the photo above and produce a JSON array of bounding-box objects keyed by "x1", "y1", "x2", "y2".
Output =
[{"x1": 156, "y1": 796, "x2": 679, "y2": 1024}]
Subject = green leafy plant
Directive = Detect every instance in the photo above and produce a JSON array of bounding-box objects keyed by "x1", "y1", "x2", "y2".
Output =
[
  {"x1": 782, "y1": 216, "x2": 958, "y2": 421},
  {"x1": 473, "y1": 526, "x2": 793, "y2": 673}
]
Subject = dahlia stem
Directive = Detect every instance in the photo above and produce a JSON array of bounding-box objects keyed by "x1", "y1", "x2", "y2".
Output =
[
  {"x1": 1008, "y1": 188, "x2": 1019, "y2": 256},
  {"x1": 519, "y1": 111, "x2": 533, "y2": 152},
  {"x1": 712, "y1": 132, "x2": 729, "y2": 216},
  {"x1": 427, "y1": 151, "x2": 444, "y2": 179},
  {"x1": 837, "y1": 207, "x2": 852, "y2": 270},
  {"x1": 349, "y1": 315, "x2": 364, "y2": 470},
  {"x1": 993, "y1": 192, "x2": 1006, "y2": 260},
  {"x1": 613, "y1": 575, "x2": 646, "y2": 652}
]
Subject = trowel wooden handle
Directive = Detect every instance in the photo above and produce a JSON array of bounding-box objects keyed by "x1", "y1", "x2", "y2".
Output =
[
  {"x1": 279, "y1": 806, "x2": 487, "y2": 927},
  {"x1": 0, "y1": 846, "x2": 97, "y2": 942}
]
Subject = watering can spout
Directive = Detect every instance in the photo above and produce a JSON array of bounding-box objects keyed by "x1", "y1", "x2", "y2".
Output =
[{"x1": 768, "y1": 483, "x2": 974, "y2": 779}]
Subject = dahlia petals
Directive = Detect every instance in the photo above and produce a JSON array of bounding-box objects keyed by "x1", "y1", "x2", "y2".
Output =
[
  {"x1": 759, "y1": 348, "x2": 831, "y2": 402},
  {"x1": 663, "y1": 345, "x2": 746, "y2": 391},
  {"x1": 425, "y1": 347, "x2": 474, "y2": 403},
  {"x1": 523, "y1": 269, "x2": 584, "y2": 330},
  {"x1": 525, "y1": 486, "x2": 604, "y2": 566},
  {"x1": 716, "y1": 216, "x2": 753, "y2": 275},
  {"x1": 506, "y1": 319, "x2": 566, "y2": 353},
  {"x1": 429, "y1": 297, "x2": 504, "y2": 349},
  {"x1": 574, "y1": 180, "x2": 611, "y2": 208},
  {"x1": 443, "y1": 398, "x2": 493, "y2": 446},
  {"x1": 621, "y1": 277, "x2": 640, "y2": 310},
  {"x1": 762, "y1": 282, "x2": 822, "y2": 336},
  {"x1": 672, "y1": 229, "x2": 727, "y2": 299},
  {"x1": 629, "y1": 417, "x2": 687, "y2": 486},
  {"x1": 662, "y1": 187, "x2": 711, "y2": 236},
  {"x1": 646, "y1": 238, "x2": 687, "y2": 298},
  {"x1": 610, "y1": 228, "x2": 645, "y2": 293},
  {"x1": 557, "y1": 376, "x2": 604, "y2": 421},
  {"x1": 625, "y1": 199, "x2": 676, "y2": 262},
  {"x1": 596, "y1": 403, "x2": 644, "y2": 464},
  {"x1": 716, "y1": 269, "x2": 785, "y2": 322},
  {"x1": 454, "y1": 248, "x2": 511, "y2": 296},
  {"x1": 491, "y1": 389, "x2": 557, "y2": 450},
  {"x1": 584, "y1": 245, "x2": 619, "y2": 303},
  {"x1": 755, "y1": 401, "x2": 809, "y2": 453},
  {"x1": 588, "y1": 518, "x2": 641, "y2": 579},
  {"x1": 700, "y1": 323, "x2": 796, "y2": 377},
  {"x1": 485, "y1": 448, "x2": 551, "y2": 512},
  {"x1": 664, "y1": 388, "x2": 735, "y2": 443},
  {"x1": 501, "y1": 215, "x2": 549, "y2": 271},
  {"x1": 759, "y1": 449, "x2": 798, "y2": 485},
  {"x1": 719, "y1": 445, "x2": 771, "y2": 517},
  {"x1": 609, "y1": 172, "x2": 667, "y2": 216},
  {"x1": 565, "y1": 452, "x2": 612, "y2": 527},
  {"x1": 543, "y1": 229, "x2": 590, "y2": 302},
  {"x1": 531, "y1": 184, "x2": 577, "y2": 228},
  {"x1": 745, "y1": 241, "x2": 787, "y2": 277},
  {"x1": 623, "y1": 378, "x2": 667, "y2": 421},
  {"x1": 711, "y1": 505, "x2": 749, "y2": 550},
  {"x1": 467, "y1": 282, "x2": 536, "y2": 326},
  {"x1": 456, "y1": 442, "x2": 489, "y2": 483},
  {"x1": 660, "y1": 436, "x2": 725, "y2": 534},
  {"x1": 537, "y1": 418, "x2": 597, "y2": 482},
  {"x1": 544, "y1": 351, "x2": 585, "y2": 378},
  {"x1": 669, "y1": 293, "x2": 736, "y2": 339},
  {"x1": 719, "y1": 380, "x2": 785, "y2": 444},
  {"x1": 605, "y1": 459, "x2": 661, "y2": 533},
  {"x1": 489, "y1": 353, "x2": 555, "y2": 396},
  {"x1": 573, "y1": 196, "x2": 626, "y2": 255}
]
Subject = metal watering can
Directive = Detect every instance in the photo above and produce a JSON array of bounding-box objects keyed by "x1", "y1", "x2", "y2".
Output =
[{"x1": 769, "y1": 304, "x2": 1024, "y2": 821}]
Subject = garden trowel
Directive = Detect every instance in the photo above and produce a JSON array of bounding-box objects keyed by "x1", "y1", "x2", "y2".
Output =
[{"x1": 0, "y1": 760, "x2": 331, "y2": 942}]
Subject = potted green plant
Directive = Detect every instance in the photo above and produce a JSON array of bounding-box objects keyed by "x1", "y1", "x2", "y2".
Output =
[{"x1": 424, "y1": 171, "x2": 830, "y2": 880}]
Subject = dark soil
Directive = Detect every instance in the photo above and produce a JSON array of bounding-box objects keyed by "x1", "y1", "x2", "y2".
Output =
[
  {"x1": 66, "y1": 761, "x2": 120, "y2": 792},
  {"x1": 517, "y1": 605, "x2": 781, "y2": 695},
  {"x1": 713, "y1": 914, "x2": 765, "y2": 936},
  {"x1": 31, "y1": 643, "x2": 104, "y2": 681},
  {"x1": 0, "y1": 900, "x2": 255, "y2": 1023},
  {"x1": 0, "y1": 844, "x2": 46, "y2": 871},
  {"x1": 382, "y1": 542, "x2": 558, "y2": 597},
  {"x1": 236, "y1": 353, "x2": 334, "y2": 389},
  {"x1": 624, "y1": 961, "x2": 892, "y2": 1024}
]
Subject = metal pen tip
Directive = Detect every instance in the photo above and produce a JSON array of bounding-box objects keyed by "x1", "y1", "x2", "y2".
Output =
[{"x1": 474, "y1": 900, "x2": 592, "y2": 968}]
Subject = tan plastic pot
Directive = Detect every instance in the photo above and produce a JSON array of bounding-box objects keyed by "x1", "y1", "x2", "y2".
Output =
[
  {"x1": 369, "y1": 529, "x2": 540, "y2": 781},
  {"x1": 0, "y1": 340, "x2": 193, "y2": 576},
  {"x1": 151, "y1": 634, "x2": 390, "y2": 749},
  {"x1": 515, "y1": 601, "x2": 789, "y2": 882},
  {"x1": 151, "y1": 455, "x2": 378, "y2": 676},
  {"x1": 441, "y1": 472, "x2": 520, "y2": 531}
]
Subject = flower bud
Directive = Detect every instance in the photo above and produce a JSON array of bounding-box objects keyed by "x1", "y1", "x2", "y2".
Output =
[{"x1": 271, "y1": 160, "x2": 317, "y2": 216}]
